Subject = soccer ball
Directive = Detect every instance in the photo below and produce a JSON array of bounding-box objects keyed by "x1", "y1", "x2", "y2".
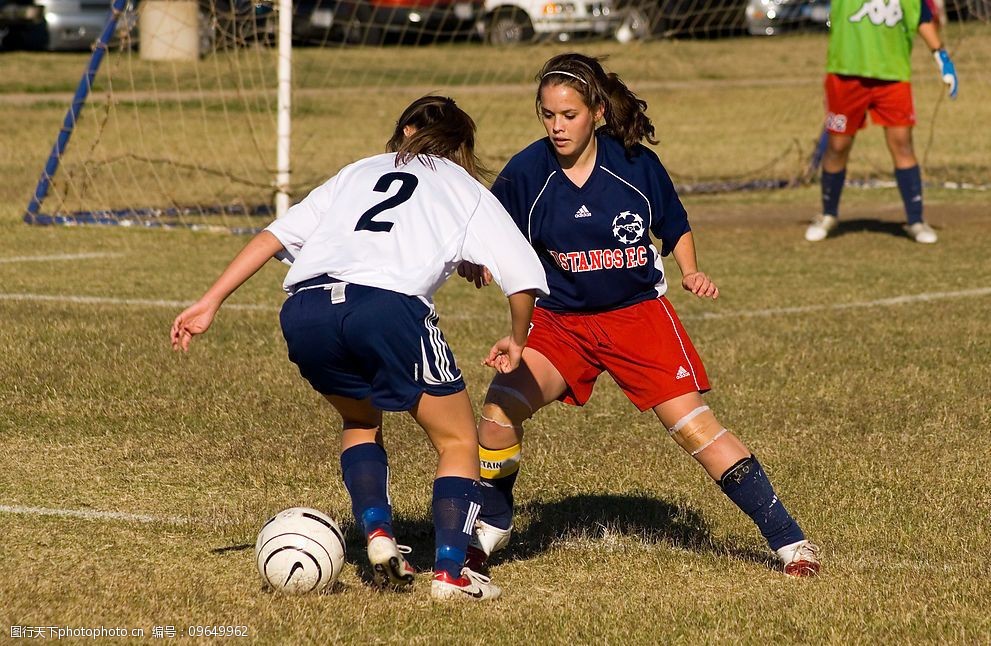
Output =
[{"x1": 255, "y1": 507, "x2": 346, "y2": 594}]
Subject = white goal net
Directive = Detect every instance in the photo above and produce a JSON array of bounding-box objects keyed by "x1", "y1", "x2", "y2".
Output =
[{"x1": 23, "y1": 0, "x2": 990, "y2": 231}]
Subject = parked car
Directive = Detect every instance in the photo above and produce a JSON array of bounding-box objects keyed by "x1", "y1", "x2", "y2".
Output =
[
  {"x1": 2, "y1": 0, "x2": 272, "y2": 52},
  {"x1": 293, "y1": 0, "x2": 484, "y2": 45},
  {"x1": 613, "y1": 0, "x2": 746, "y2": 38},
  {"x1": 744, "y1": 0, "x2": 828, "y2": 35},
  {"x1": 291, "y1": 0, "x2": 343, "y2": 44},
  {"x1": 481, "y1": 0, "x2": 624, "y2": 45},
  {"x1": 2, "y1": 0, "x2": 116, "y2": 50},
  {"x1": 1, "y1": 0, "x2": 44, "y2": 48}
]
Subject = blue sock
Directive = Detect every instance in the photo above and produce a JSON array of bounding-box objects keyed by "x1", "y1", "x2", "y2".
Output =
[
  {"x1": 895, "y1": 165, "x2": 924, "y2": 225},
  {"x1": 821, "y1": 168, "x2": 846, "y2": 217},
  {"x1": 478, "y1": 444, "x2": 521, "y2": 530},
  {"x1": 479, "y1": 472, "x2": 517, "y2": 530},
  {"x1": 719, "y1": 456, "x2": 805, "y2": 551},
  {"x1": 340, "y1": 443, "x2": 392, "y2": 537},
  {"x1": 432, "y1": 476, "x2": 482, "y2": 579}
]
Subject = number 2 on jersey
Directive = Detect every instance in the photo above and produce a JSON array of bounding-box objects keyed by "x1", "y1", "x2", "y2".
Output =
[{"x1": 354, "y1": 172, "x2": 419, "y2": 233}]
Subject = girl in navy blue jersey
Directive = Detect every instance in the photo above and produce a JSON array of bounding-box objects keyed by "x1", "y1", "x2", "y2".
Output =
[{"x1": 458, "y1": 53, "x2": 821, "y2": 576}]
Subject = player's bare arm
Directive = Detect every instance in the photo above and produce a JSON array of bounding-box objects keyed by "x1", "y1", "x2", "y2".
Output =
[
  {"x1": 484, "y1": 289, "x2": 537, "y2": 373},
  {"x1": 170, "y1": 231, "x2": 285, "y2": 352},
  {"x1": 671, "y1": 231, "x2": 718, "y2": 300}
]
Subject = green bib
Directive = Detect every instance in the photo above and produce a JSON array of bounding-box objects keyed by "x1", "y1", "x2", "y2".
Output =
[{"x1": 827, "y1": 0, "x2": 921, "y2": 81}]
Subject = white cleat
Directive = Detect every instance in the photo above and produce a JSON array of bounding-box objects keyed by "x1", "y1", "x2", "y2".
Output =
[
  {"x1": 776, "y1": 539, "x2": 821, "y2": 578},
  {"x1": 905, "y1": 222, "x2": 938, "y2": 244},
  {"x1": 367, "y1": 529, "x2": 416, "y2": 589},
  {"x1": 805, "y1": 214, "x2": 839, "y2": 242},
  {"x1": 465, "y1": 520, "x2": 513, "y2": 571},
  {"x1": 431, "y1": 567, "x2": 502, "y2": 601}
]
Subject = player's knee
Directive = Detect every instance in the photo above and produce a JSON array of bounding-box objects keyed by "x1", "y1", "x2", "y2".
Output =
[
  {"x1": 667, "y1": 406, "x2": 727, "y2": 456},
  {"x1": 482, "y1": 385, "x2": 533, "y2": 427}
]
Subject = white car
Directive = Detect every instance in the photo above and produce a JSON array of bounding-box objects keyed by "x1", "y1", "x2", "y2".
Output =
[{"x1": 482, "y1": 0, "x2": 626, "y2": 44}]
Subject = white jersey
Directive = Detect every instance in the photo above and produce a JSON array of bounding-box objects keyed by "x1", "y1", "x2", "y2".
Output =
[{"x1": 266, "y1": 153, "x2": 548, "y2": 300}]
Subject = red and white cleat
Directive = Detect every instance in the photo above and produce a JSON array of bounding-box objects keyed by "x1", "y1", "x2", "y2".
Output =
[
  {"x1": 431, "y1": 568, "x2": 502, "y2": 601},
  {"x1": 776, "y1": 540, "x2": 821, "y2": 577},
  {"x1": 366, "y1": 528, "x2": 416, "y2": 589}
]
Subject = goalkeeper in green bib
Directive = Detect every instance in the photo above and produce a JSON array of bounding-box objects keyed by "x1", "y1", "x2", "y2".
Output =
[{"x1": 805, "y1": 0, "x2": 958, "y2": 244}]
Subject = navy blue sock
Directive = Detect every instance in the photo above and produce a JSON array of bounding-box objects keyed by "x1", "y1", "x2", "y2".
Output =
[
  {"x1": 340, "y1": 443, "x2": 392, "y2": 537},
  {"x1": 821, "y1": 168, "x2": 846, "y2": 217},
  {"x1": 719, "y1": 455, "x2": 805, "y2": 551},
  {"x1": 479, "y1": 471, "x2": 517, "y2": 530},
  {"x1": 478, "y1": 444, "x2": 521, "y2": 530},
  {"x1": 432, "y1": 476, "x2": 483, "y2": 578},
  {"x1": 895, "y1": 165, "x2": 924, "y2": 224}
]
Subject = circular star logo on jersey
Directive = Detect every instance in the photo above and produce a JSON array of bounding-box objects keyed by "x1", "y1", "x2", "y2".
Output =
[{"x1": 611, "y1": 211, "x2": 644, "y2": 245}]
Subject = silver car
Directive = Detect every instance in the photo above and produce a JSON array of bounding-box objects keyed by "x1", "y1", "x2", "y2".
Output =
[
  {"x1": 745, "y1": 0, "x2": 829, "y2": 36},
  {"x1": 483, "y1": 0, "x2": 624, "y2": 44},
  {"x1": 4, "y1": 0, "x2": 269, "y2": 52}
]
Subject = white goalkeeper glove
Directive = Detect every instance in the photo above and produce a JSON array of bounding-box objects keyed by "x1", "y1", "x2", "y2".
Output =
[{"x1": 933, "y1": 49, "x2": 958, "y2": 99}]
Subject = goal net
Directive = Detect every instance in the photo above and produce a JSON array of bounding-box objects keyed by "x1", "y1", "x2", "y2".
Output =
[{"x1": 23, "y1": 0, "x2": 990, "y2": 232}]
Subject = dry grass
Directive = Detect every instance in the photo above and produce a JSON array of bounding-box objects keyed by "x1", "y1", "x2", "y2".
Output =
[
  {"x1": 1, "y1": 25, "x2": 991, "y2": 645},
  {"x1": 1, "y1": 189, "x2": 990, "y2": 643}
]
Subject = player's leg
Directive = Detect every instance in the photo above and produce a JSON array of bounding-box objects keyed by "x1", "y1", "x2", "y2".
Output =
[
  {"x1": 808, "y1": 73, "x2": 867, "y2": 241},
  {"x1": 873, "y1": 80, "x2": 934, "y2": 242},
  {"x1": 806, "y1": 132, "x2": 854, "y2": 241},
  {"x1": 280, "y1": 281, "x2": 416, "y2": 589},
  {"x1": 599, "y1": 298, "x2": 819, "y2": 576},
  {"x1": 885, "y1": 126, "x2": 935, "y2": 242},
  {"x1": 469, "y1": 346, "x2": 569, "y2": 566},
  {"x1": 323, "y1": 394, "x2": 417, "y2": 589},
  {"x1": 408, "y1": 390, "x2": 500, "y2": 600},
  {"x1": 653, "y1": 393, "x2": 820, "y2": 577}
]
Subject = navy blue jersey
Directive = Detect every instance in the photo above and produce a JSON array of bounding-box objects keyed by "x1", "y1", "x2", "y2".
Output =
[{"x1": 491, "y1": 131, "x2": 690, "y2": 313}]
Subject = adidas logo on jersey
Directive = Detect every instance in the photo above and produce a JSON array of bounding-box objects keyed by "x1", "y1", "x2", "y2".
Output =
[
  {"x1": 574, "y1": 205, "x2": 592, "y2": 218},
  {"x1": 675, "y1": 366, "x2": 691, "y2": 380}
]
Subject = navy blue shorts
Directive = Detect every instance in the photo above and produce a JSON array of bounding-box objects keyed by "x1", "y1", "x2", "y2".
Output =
[{"x1": 279, "y1": 276, "x2": 465, "y2": 412}]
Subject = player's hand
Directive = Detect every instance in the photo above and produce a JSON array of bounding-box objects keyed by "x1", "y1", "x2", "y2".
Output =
[
  {"x1": 170, "y1": 298, "x2": 220, "y2": 352},
  {"x1": 483, "y1": 336, "x2": 525, "y2": 374},
  {"x1": 457, "y1": 261, "x2": 493, "y2": 289},
  {"x1": 682, "y1": 272, "x2": 719, "y2": 299},
  {"x1": 933, "y1": 49, "x2": 958, "y2": 99}
]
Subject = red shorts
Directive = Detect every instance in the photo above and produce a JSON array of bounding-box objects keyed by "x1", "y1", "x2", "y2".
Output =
[
  {"x1": 824, "y1": 73, "x2": 915, "y2": 134},
  {"x1": 526, "y1": 297, "x2": 710, "y2": 412}
]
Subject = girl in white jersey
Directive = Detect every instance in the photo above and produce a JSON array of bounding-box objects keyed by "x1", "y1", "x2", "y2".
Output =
[
  {"x1": 458, "y1": 54, "x2": 821, "y2": 578},
  {"x1": 171, "y1": 96, "x2": 548, "y2": 601}
]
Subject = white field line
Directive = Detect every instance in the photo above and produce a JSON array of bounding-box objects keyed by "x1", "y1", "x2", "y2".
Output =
[
  {"x1": 679, "y1": 287, "x2": 991, "y2": 321},
  {"x1": 0, "y1": 252, "x2": 124, "y2": 264},
  {"x1": 1, "y1": 287, "x2": 989, "y2": 320},
  {"x1": 0, "y1": 292, "x2": 272, "y2": 312},
  {"x1": 0, "y1": 504, "x2": 189, "y2": 525}
]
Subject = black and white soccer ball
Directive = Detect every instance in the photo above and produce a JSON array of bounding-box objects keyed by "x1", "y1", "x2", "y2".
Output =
[{"x1": 255, "y1": 507, "x2": 346, "y2": 594}]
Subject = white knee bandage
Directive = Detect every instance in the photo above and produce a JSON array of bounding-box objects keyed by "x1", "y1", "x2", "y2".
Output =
[{"x1": 668, "y1": 405, "x2": 727, "y2": 456}]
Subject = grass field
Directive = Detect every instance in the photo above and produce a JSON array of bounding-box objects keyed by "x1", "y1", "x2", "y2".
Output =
[{"x1": 2, "y1": 25, "x2": 991, "y2": 646}]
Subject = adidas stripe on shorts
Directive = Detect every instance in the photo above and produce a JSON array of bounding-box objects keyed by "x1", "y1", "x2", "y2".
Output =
[{"x1": 280, "y1": 276, "x2": 465, "y2": 412}]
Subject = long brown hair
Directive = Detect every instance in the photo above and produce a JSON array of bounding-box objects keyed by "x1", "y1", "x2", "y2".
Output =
[
  {"x1": 386, "y1": 95, "x2": 491, "y2": 181},
  {"x1": 535, "y1": 53, "x2": 657, "y2": 153}
]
